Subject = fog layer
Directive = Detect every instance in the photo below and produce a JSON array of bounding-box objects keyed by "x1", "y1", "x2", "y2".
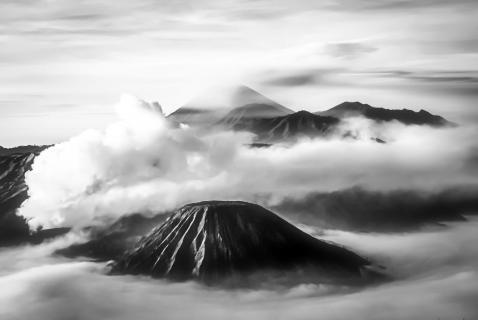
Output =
[
  {"x1": 19, "y1": 95, "x2": 478, "y2": 229},
  {"x1": 1, "y1": 219, "x2": 477, "y2": 320}
]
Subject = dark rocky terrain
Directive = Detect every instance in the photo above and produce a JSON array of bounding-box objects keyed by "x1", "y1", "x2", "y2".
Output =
[
  {"x1": 318, "y1": 101, "x2": 453, "y2": 127},
  {"x1": 112, "y1": 201, "x2": 375, "y2": 285},
  {"x1": 0, "y1": 145, "x2": 69, "y2": 246},
  {"x1": 0, "y1": 145, "x2": 51, "y2": 156},
  {"x1": 218, "y1": 110, "x2": 340, "y2": 142},
  {"x1": 0, "y1": 146, "x2": 43, "y2": 245}
]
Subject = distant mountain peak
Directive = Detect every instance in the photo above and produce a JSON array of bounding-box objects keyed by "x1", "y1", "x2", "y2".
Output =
[
  {"x1": 0, "y1": 145, "x2": 50, "y2": 157},
  {"x1": 179, "y1": 84, "x2": 284, "y2": 111},
  {"x1": 168, "y1": 85, "x2": 290, "y2": 126},
  {"x1": 229, "y1": 85, "x2": 283, "y2": 108}
]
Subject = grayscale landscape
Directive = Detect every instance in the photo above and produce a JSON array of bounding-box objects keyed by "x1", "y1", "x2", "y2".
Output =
[{"x1": 1, "y1": 1, "x2": 478, "y2": 319}]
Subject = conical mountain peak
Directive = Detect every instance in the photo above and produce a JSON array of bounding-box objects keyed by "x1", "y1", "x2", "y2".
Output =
[
  {"x1": 112, "y1": 201, "x2": 374, "y2": 285},
  {"x1": 168, "y1": 85, "x2": 292, "y2": 126}
]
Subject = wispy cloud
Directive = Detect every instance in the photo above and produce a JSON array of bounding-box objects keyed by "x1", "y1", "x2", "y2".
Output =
[
  {"x1": 324, "y1": 42, "x2": 378, "y2": 59},
  {"x1": 368, "y1": 70, "x2": 478, "y2": 84},
  {"x1": 326, "y1": 0, "x2": 478, "y2": 11}
]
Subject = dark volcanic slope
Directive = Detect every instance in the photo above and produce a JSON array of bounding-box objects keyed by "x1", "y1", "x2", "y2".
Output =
[
  {"x1": 113, "y1": 201, "x2": 371, "y2": 284},
  {"x1": 0, "y1": 145, "x2": 69, "y2": 246},
  {"x1": 318, "y1": 101, "x2": 453, "y2": 127},
  {"x1": 0, "y1": 145, "x2": 51, "y2": 156},
  {"x1": 0, "y1": 152, "x2": 37, "y2": 244},
  {"x1": 219, "y1": 110, "x2": 340, "y2": 142}
]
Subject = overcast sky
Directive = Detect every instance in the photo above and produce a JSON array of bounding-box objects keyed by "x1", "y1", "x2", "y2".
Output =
[{"x1": 1, "y1": 0, "x2": 477, "y2": 146}]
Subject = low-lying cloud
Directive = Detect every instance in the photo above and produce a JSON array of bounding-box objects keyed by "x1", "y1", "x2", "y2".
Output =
[
  {"x1": 274, "y1": 186, "x2": 478, "y2": 232},
  {"x1": 324, "y1": 42, "x2": 378, "y2": 59},
  {"x1": 1, "y1": 219, "x2": 477, "y2": 320},
  {"x1": 19, "y1": 95, "x2": 478, "y2": 229}
]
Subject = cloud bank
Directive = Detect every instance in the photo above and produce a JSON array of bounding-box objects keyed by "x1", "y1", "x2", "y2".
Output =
[
  {"x1": 19, "y1": 95, "x2": 478, "y2": 229},
  {"x1": 1, "y1": 219, "x2": 477, "y2": 320},
  {"x1": 273, "y1": 186, "x2": 478, "y2": 232}
]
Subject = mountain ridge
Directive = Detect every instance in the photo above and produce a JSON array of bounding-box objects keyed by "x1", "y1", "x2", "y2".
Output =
[
  {"x1": 217, "y1": 110, "x2": 340, "y2": 142},
  {"x1": 318, "y1": 101, "x2": 453, "y2": 126}
]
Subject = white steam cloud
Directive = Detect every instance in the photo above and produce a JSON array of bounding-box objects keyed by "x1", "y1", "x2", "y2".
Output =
[{"x1": 20, "y1": 95, "x2": 478, "y2": 228}]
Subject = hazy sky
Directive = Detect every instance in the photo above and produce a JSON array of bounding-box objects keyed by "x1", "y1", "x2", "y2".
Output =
[{"x1": 1, "y1": 0, "x2": 478, "y2": 146}]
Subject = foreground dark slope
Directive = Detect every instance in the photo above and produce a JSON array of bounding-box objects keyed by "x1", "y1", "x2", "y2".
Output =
[
  {"x1": 318, "y1": 101, "x2": 453, "y2": 126},
  {"x1": 113, "y1": 201, "x2": 373, "y2": 285},
  {"x1": 0, "y1": 151, "x2": 36, "y2": 244},
  {"x1": 0, "y1": 145, "x2": 69, "y2": 246}
]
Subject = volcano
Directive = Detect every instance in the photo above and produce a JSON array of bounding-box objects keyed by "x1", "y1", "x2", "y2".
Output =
[
  {"x1": 0, "y1": 145, "x2": 69, "y2": 246},
  {"x1": 0, "y1": 151, "x2": 37, "y2": 244},
  {"x1": 113, "y1": 201, "x2": 374, "y2": 285},
  {"x1": 167, "y1": 85, "x2": 290, "y2": 126}
]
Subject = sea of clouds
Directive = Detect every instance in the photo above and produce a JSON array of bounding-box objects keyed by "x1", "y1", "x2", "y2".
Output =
[
  {"x1": 1, "y1": 94, "x2": 477, "y2": 319},
  {"x1": 1, "y1": 218, "x2": 477, "y2": 320},
  {"x1": 19, "y1": 95, "x2": 478, "y2": 229}
]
